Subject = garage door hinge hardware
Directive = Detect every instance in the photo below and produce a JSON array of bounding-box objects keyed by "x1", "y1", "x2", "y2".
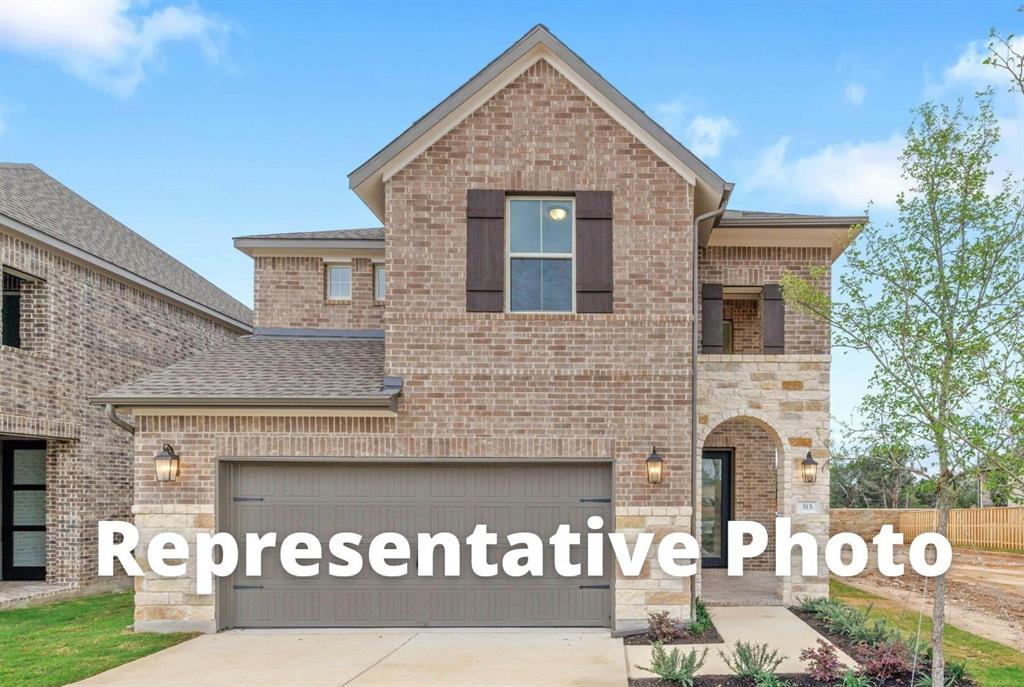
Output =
[
  {"x1": 578, "y1": 497, "x2": 611, "y2": 503},
  {"x1": 232, "y1": 496, "x2": 265, "y2": 502},
  {"x1": 233, "y1": 584, "x2": 265, "y2": 590},
  {"x1": 578, "y1": 584, "x2": 610, "y2": 589}
]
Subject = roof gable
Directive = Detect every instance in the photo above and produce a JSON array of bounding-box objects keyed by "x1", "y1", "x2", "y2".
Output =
[{"x1": 348, "y1": 25, "x2": 731, "y2": 221}]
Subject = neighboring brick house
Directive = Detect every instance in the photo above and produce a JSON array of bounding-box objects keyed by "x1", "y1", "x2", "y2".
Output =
[
  {"x1": 0, "y1": 164, "x2": 252, "y2": 590},
  {"x1": 97, "y1": 26, "x2": 861, "y2": 633}
]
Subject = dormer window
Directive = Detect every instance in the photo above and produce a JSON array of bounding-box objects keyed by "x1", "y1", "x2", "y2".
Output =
[
  {"x1": 326, "y1": 264, "x2": 352, "y2": 300},
  {"x1": 507, "y1": 197, "x2": 574, "y2": 313}
]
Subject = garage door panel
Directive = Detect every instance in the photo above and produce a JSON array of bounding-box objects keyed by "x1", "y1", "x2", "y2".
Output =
[{"x1": 227, "y1": 462, "x2": 612, "y2": 628}]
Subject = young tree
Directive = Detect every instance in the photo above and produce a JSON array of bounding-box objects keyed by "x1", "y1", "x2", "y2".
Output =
[{"x1": 780, "y1": 92, "x2": 1024, "y2": 685}]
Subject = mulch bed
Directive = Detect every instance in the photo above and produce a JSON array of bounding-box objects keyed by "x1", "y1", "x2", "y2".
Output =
[
  {"x1": 622, "y1": 621, "x2": 724, "y2": 645},
  {"x1": 788, "y1": 607, "x2": 864, "y2": 658},
  {"x1": 630, "y1": 676, "x2": 915, "y2": 686}
]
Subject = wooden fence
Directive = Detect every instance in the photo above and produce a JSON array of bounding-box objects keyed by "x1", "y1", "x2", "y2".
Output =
[{"x1": 898, "y1": 506, "x2": 1024, "y2": 551}]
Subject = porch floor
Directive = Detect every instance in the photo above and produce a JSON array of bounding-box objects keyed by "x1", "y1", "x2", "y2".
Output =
[
  {"x1": 701, "y1": 569, "x2": 783, "y2": 606},
  {"x1": 0, "y1": 581, "x2": 75, "y2": 609}
]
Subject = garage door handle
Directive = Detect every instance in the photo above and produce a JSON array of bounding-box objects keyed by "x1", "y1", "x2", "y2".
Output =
[
  {"x1": 233, "y1": 584, "x2": 265, "y2": 590},
  {"x1": 233, "y1": 497, "x2": 265, "y2": 502},
  {"x1": 579, "y1": 498, "x2": 611, "y2": 503},
  {"x1": 578, "y1": 584, "x2": 610, "y2": 589}
]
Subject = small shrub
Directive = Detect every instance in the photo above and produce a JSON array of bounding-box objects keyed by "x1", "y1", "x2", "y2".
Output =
[
  {"x1": 635, "y1": 643, "x2": 708, "y2": 686},
  {"x1": 834, "y1": 668, "x2": 873, "y2": 687},
  {"x1": 753, "y1": 673, "x2": 793, "y2": 687},
  {"x1": 719, "y1": 641, "x2": 785, "y2": 679},
  {"x1": 853, "y1": 639, "x2": 912, "y2": 681},
  {"x1": 799, "y1": 639, "x2": 843, "y2": 682},
  {"x1": 913, "y1": 658, "x2": 971, "y2": 687},
  {"x1": 647, "y1": 610, "x2": 686, "y2": 643},
  {"x1": 691, "y1": 598, "x2": 713, "y2": 636},
  {"x1": 799, "y1": 596, "x2": 844, "y2": 617}
]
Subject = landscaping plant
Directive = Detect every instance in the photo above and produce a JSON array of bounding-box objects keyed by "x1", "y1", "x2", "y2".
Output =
[
  {"x1": 834, "y1": 669, "x2": 873, "y2": 687},
  {"x1": 719, "y1": 641, "x2": 785, "y2": 679},
  {"x1": 753, "y1": 673, "x2": 793, "y2": 687},
  {"x1": 647, "y1": 610, "x2": 686, "y2": 643},
  {"x1": 852, "y1": 639, "x2": 913, "y2": 682},
  {"x1": 799, "y1": 639, "x2": 844, "y2": 682},
  {"x1": 635, "y1": 643, "x2": 707, "y2": 687},
  {"x1": 690, "y1": 598, "x2": 713, "y2": 637}
]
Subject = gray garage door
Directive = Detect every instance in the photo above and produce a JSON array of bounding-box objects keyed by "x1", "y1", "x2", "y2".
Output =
[{"x1": 223, "y1": 461, "x2": 612, "y2": 628}]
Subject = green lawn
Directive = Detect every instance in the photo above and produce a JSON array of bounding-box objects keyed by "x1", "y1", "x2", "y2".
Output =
[
  {"x1": 0, "y1": 592, "x2": 195, "y2": 687},
  {"x1": 831, "y1": 579, "x2": 1024, "y2": 687}
]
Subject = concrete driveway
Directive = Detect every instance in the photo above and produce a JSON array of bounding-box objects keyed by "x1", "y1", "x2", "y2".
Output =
[{"x1": 72, "y1": 628, "x2": 628, "y2": 687}]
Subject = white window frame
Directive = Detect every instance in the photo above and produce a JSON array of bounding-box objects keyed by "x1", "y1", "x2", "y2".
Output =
[
  {"x1": 325, "y1": 262, "x2": 353, "y2": 301},
  {"x1": 373, "y1": 262, "x2": 386, "y2": 302},
  {"x1": 505, "y1": 196, "x2": 576, "y2": 314}
]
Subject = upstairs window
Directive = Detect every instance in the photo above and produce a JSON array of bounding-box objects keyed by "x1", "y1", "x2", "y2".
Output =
[
  {"x1": 2, "y1": 271, "x2": 24, "y2": 348},
  {"x1": 374, "y1": 265, "x2": 386, "y2": 302},
  {"x1": 507, "y1": 197, "x2": 574, "y2": 312},
  {"x1": 326, "y1": 264, "x2": 352, "y2": 300}
]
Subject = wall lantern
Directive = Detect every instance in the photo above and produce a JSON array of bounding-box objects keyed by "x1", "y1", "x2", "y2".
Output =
[
  {"x1": 646, "y1": 446, "x2": 664, "y2": 484},
  {"x1": 154, "y1": 444, "x2": 180, "y2": 482},
  {"x1": 801, "y1": 451, "x2": 819, "y2": 483}
]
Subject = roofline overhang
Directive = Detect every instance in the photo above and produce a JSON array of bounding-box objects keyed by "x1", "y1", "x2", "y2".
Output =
[
  {"x1": 233, "y1": 237, "x2": 385, "y2": 257},
  {"x1": 347, "y1": 24, "x2": 731, "y2": 222},
  {"x1": 1, "y1": 213, "x2": 252, "y2": 333},
  {"x1": 717, "y1": 215, "x2": 867, "y2": 228},
  {"x1": 91, "y1": 396, "x2": 397, "y2": 409}
]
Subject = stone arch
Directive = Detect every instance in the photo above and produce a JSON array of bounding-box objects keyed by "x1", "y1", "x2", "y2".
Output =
[{"x1": 697, "y1": 412, "x2": 788, "y2": 604}]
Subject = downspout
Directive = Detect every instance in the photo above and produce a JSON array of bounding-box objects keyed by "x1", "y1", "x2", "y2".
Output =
[
  {"x1": 105, "y1": 403, "x2": 135, "y2": 435},
  {"x1": 690, "y1": 204, "x2": 726, "y2": 624}
]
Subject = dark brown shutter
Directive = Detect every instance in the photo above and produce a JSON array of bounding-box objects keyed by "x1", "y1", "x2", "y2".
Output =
[
  {"x1": 701, "y1": 283, "x2": 723, "y2": 353},
  {"x1": 466, "y1": 190, "x2": 505, "y2": 312},
  {"x1": 575, "y1": 191, "x2": 613, "y2": 313},
  {"x1": 762, "y1": 283, "x2": 785, "y2": 354}
]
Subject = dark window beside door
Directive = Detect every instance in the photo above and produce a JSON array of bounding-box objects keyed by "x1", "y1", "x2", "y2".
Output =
[{"x1": 2, "y1": 271, "x2": 23, "y2": 349}]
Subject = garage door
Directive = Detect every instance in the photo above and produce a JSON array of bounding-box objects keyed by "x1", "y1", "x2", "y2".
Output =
[{"x1": 223, "y1": 461, "x2": 612, "y2": 628}]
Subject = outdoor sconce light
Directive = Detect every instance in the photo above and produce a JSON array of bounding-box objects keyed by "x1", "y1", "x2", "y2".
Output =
[
  {"x1": 801, "y1": 451, "x2": 819, "y2": 483},
  {"x1": 154, "y1": 444, "x2": 180, "y2": 483},
  {"x1": 646, "y1": 446, "x2": 664, "y2": 485}
]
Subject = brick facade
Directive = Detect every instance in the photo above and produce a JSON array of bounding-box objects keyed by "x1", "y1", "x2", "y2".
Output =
[
  {"x1": 130, "y1": 58, "x2": 833, "y2": 631},
  {"x1": 0, "y1": 229, "x2": 243, "y2": 586},
  {"x1": 254, "y1": 256, "x2": 383, "y2": 330}
]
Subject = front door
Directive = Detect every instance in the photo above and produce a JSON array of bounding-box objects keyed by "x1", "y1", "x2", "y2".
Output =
[
  {"x1": 700, "y1": 449, "x2": 732, "y2": 568},
  {"x1": 1, "y1": 441, "x2": 47, "y2": 580}
]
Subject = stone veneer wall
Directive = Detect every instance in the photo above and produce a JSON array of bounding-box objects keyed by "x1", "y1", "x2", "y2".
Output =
[
  {"x1": 697, "y1": 354, "x2": 831, "y2": 601},
  {"x1": 254, "y1": 256, "x2": 383, "y2": 330},
  {"x1": 0, "y1": 229, "x2": 243, "y2": 586}
]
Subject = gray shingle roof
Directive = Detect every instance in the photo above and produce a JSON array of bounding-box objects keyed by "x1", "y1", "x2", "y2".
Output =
[
  {"x1": 721, "y1": 209, "x2": 867, "y2": 224},
  {"x1": 0, "y1": 163, "x2": 252, "y2": 328},
  {"x1": 235, "y1": 227, "x2": 384, "y2": 240},
  {"x1": 94, "y1": 332, "x2": 393, "y2": 406}
]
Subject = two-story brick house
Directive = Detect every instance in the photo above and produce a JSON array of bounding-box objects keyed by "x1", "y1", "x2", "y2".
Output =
[
  {"x1": 0, "y1": 163, "x2": 251, "y2": 595},
  {"x1": 97, "y1": 26, "x2": 861, "y2": 633}
]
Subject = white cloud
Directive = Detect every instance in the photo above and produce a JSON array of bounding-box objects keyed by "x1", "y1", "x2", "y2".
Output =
[
  {"x1": 927, "y1": 36, "x2": 1024, "y2": 94},
  {"x1": 654, "y1": 98, "x2": 737, "y2": 159},
  {"x1": 686, "y1": 115, "x2": 738, "y2": 159},
  {"x1": 843, "y1": 82, "x2": 866, "y2": 106},
  {"x1": 748, "y1": 134, "x2": 905, "y2": 211},
  {"x1": 0, "y1": 0, "x2": 228, "y2": 96}
]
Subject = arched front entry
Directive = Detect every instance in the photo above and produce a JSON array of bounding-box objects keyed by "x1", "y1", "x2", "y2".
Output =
[{"x1": 697, "y1": 414, "x2": 786, "y2": 605}]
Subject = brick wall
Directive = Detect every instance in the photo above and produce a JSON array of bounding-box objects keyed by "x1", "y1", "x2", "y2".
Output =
[
  {"x1": 0, "y1": 229, "x2": 242, "y2": 586},
  {"x1": 254, "y1": 256, "x2": 383, "y2": 330},
  {"x1": 723, "y1": 299, "x2": 760, "y2": 354},
  {"x1": 700, "y1": 246, "x2": 831, "y2": 354}
]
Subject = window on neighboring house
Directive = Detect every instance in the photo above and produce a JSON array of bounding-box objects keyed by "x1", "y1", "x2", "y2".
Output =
[
  {"x1": 326, "y1": 264, "x2": 352, "y2": 300},
  {"x1": 374, "y1": 265, "x2": 386, "y2": 302},
  {"x1": 2, "y1": 271, "x2": 23, "y2": 348},
  {"x1": 722, "y1": 319, "x2": 734, "y2": 355},
  {"x1": 507, "y1": 197, "x2": 574, "y2": 312}
]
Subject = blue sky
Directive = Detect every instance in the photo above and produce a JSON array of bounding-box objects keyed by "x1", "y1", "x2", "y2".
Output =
[{"x1": 1, "y1": 1, "x2": 1021, "y2": 429}]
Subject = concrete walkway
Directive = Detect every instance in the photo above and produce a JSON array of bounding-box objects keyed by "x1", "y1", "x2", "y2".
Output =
[
  {"x1": 626, "y1": 606, "x2": 856, "y2": 678},
  {"x1": 72, "y1": 628, "x2": 628, "y2": 687}
]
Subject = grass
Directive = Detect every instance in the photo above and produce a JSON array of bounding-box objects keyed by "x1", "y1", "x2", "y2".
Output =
[
  {"x1": 0, "y1": 592, "x2": 195, "y2": 687},
  {"x1": 831, "y1": 579, "x2": 1024, "y2": 687}
]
